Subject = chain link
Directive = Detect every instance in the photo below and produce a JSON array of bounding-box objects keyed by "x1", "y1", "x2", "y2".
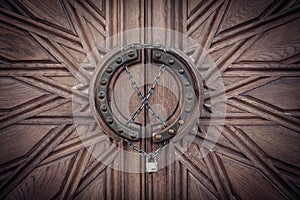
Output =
[
  {"x1": 124, "y1": 139, "x2": 168, "y2": 158},
  {"x1": 122, "y1": 43, "x2": 169, "y2": 158},
  {"x1": 123, "y1": 43, "x2": 167, "y2": 52},
  {"x1": 124, "y1": 64, "x2": 166, "y2": 127}
]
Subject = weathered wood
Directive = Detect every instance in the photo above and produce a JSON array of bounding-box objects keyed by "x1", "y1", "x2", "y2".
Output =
[{"x1": 0, "y1": 0, "x2": 299, "y2": 199}]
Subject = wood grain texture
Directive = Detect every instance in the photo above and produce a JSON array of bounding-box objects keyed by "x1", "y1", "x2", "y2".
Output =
[{"x1": 0, "y1": 0, "x2": 299, "y2": 199}]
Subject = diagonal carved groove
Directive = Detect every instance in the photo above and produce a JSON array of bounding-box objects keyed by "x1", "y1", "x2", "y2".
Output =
[
  {"x1": 175, "y1": 137, "x2": 211, "y2": 175},
  {"x1": 258, "y1": 0, "x2": 291, "y2": 18},
  {"x1": 205, "y1": 76, "x2": 278, "y2": 102},
  {"x1": 0, "y1": 69, "x2": 71, "y2": 77},
  {"x1": 0, "y1": 63, "x2": 69, "y2": 69},
  {"x1": 205, "y1": 39, "x2": 249, "y2": 84},
  {"x1": 185, "y1": 130, "x2": 246, "y2": 161},
  {"x1": 229, "y1": 96, "x2": 300, "y2": 132},
  {"x1": 207, "y1": 76, "x2": 280, "y2": 104},
  {"x1": 272, "y1": 158, "x2": 300, "y2": 176},
  {"x1": 225, "y1": 63, "x2": 300, "y2": 76},
  {"x1": 76, "y1": 0, "x2": 106, "y2": 28},
  {"x1": 75, "y1": 145, "x2": 119, "y2": 196},
  {"x1": 211, "y1": 5, "x2": 300, "y2": 52},
  {"x1": 33, "y1": 76, "x2": 88, "y2": 100},
  {"x1": 81, "y1": 140, "x2": 117, "y2": 178},
  {"x1": 203, "y1": 0, "x2": 230, "y2": 50},
  {"x1": 223, "y1": 125, "x2": 299, "y2": 199},
  {"x1": 186, "y1": 0, "x2": 230, "y2": 67},
  {"x1": 14, "y1": 76, "x2": 87, "y2": 104},
  {"x1": 203, "y1": 151, "x2": 233, "y2": 200},
  {"x1": 0, "y1": 94, "x2": 69, "y2": 129},
  {"x1": 212, "y1": 145, "x2": 253, "y2": 168},
  {"x1": 0, "y1": 7, "x2": 81, "y2": 48},
  {"x1": 33, "y1": 36, "x2": 91, "y2": 84},
  {"x1": 207, "y1": 24, "x2": 274, "y2": 84},
  {"x1": 0, "y1": 124, "x2": 74, "y2": 199},
  {"x1": 187, "y1": 0, "x2": 224, "y2": 35},
  {"x1": 65, "y1": 0, "x2": 101, "y2": 64},
  {"x1": 19, "y1": 114, "x2": 94, "y2": 125},
  {"x1": 40, "y1": 133, "x2": 106, "y2": 166},
  {"x1": 283, "y1": 52, "x2": 300, "y2": 64},
  {"x1": 12, "y1": 0, "x2": 76, "y2": 35},
  {"x1": 0, "y1": 158, "x2": 23, "y2": 175},
  {"x1": 175, "y1": 144, "x2": 220, "y2": 199},
  {"x1": 213, "y1": 34, "x2": 262, "y2": 73},
  {"x1": 59, "y1": 148, "x2": 91, "y2": 200},
  {"x1": 224, "y1": 76, "x2": 279, "y2": 99},
  {"x1": 201, "y1": 112, "x2": 274, "y2": 126}
]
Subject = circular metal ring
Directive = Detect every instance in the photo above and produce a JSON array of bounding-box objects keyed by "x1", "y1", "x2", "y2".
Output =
[{"x1": 93, "y1": 46, "x2": 202, "y2": 143}]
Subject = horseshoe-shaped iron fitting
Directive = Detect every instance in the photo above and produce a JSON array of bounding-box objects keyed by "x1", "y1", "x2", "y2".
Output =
[{"x1": 94, "y1": 45, "x2": 201, "y2": 143}]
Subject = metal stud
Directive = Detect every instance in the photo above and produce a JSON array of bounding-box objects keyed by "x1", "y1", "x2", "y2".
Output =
[
  {"x1": 178, "y1": 120, "x2": 185, "y2": 125},
  {"x1": 178, "y1": 68, "x2": 185, "y2": 74},
  {"x1": 96, "y1": 48, "x2": 198, "y2": 144},
  {"x1": 154, "y1": 134, "x2": 162, "y2": 141},
  {"x1": 101, "y1": 105, "x2": 107, "y2": 112},
  {"x1": 168, "y1": 129, "x2": 175, "y2": 135},
  {"x1": 184, "y1": 81, "x2": 190, "y2": 87},
  {"x1": 154, "y1": 52, "x2": 162, "y2": 59},
  {"x1": 106, "y1": 67, "x2": 113, "y2": 73},
  {"x1": 130, "y1": 132, "x2": 137, "y2": 139},
  {"x1": 186, "y1": 93, "x2": 193, "y2": 100},
  {"x1": 117, "y1": 127, "x2": 123, "y2": 133},
  {"x1": 98, "y1": 92, "x2": 105, "y2": 99},
  {"x1": 106, "y1": 117, "x2": 113, "y2": 124},
  {"x1": 184, "y1": 107, "x2": 191, "y2": 113},
  {"x1": 128, "y1": 51, "x2": 134, "y2": 58},
  {"x1": 168, "y1": 59, "x2": 175, "y2": 65},
  {"x1": 115, "y1": 57, "x2": 122, "y2": 64},
  {"x1": 100, "y1": 79, "x2": 107, "y2": 86}
]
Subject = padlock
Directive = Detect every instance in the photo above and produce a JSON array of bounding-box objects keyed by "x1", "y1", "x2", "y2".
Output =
[{"x1": 146, "y1": 156, "x2": 158, "y2": 173}]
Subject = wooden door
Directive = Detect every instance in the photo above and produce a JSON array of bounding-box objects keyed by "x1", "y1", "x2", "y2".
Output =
[{"x1": 0, "y1": 0, "x2": 299, "y2": 199}]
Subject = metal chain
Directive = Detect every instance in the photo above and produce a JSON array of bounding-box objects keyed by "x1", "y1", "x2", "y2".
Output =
[
  {"x1": 124, "y1": 64, "x2": 166, "y2": 127},
  {"x1": 123, "y1": 43, "x2": 167, "y2": 52},
  {"x1": 124, "y1": 139, "x2": 168, "y2": 158},
  {"x1": 122, "y1": 43, "x2": 169, "y2": 158}
]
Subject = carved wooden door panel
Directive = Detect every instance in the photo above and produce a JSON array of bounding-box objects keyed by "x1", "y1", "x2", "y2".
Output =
[{"x1": 0, "y1": 0, "x2": 299, "y2": 199}]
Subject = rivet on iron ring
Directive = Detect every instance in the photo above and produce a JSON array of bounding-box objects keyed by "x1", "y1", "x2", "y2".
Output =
[
  {"x1": 154, "y1": 52, "x2": 162, "y2": 59},
  {"x1": 155, "y1": 134, "x2": 162, "y2": 141},
  {"x1": 168, "y1": 59, "x2": 175, "y2": 65},
  {"x1": 115, "y1": 57, "x2": 122, "y2": 64},
  {"x1": 98, "y1": 92, "x2": 105, "y2": 99},
  {"x1": 128, "y1": 51, "x2": 135, "y2": 57},
  {"x1": 106, "y1": 117, "x2": 113, "y2": 124}
]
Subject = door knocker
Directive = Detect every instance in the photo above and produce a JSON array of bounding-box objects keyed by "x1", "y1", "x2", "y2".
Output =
[{"x1": 92, "y1": 43, "x2": 202, "y2": 172}]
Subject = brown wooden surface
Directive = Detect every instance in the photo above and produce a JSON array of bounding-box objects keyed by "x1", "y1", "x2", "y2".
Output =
[{"x1": 0, "y1": 0, "x2": 300, "y2": 199}]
